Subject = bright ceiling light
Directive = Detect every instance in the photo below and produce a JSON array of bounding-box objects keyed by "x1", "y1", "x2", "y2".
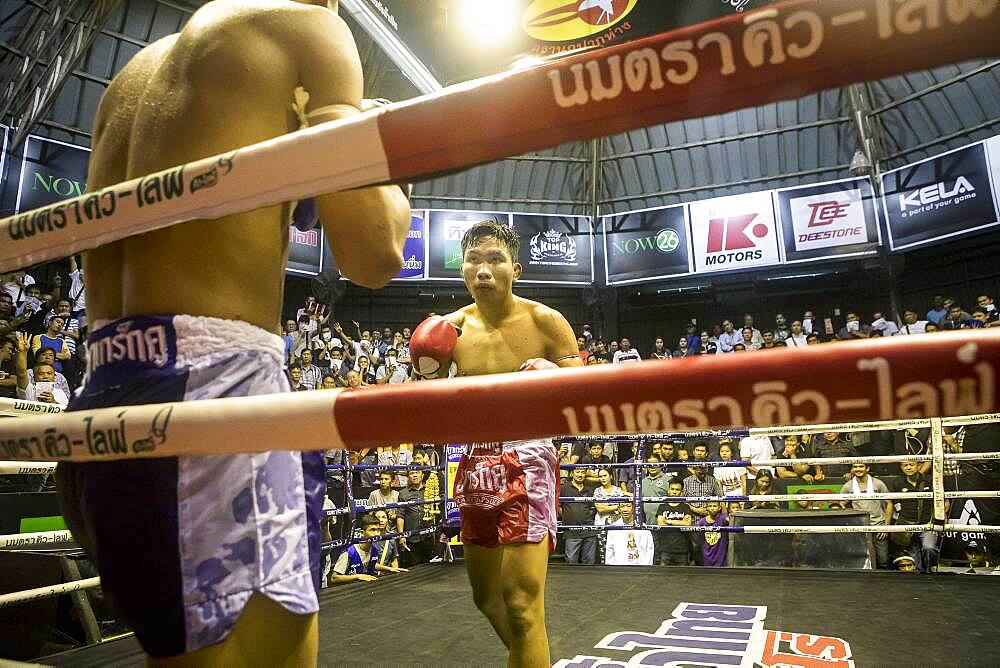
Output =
[{"x1": 459, "y1": 0, "x2": 518, "y2": 45}]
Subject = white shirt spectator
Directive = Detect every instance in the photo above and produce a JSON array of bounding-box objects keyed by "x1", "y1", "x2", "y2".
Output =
[
  {"x1": 378, "y1": 447, "x2": 412, "y2": 487},
  {"x1": 739, "y1": 436, "x2": 775, "y2": 480},
  {"x1": 1, "y1": 273, "x2": 34, "y2": 302},
  {"x1": 714, "y1": 463, "x2": 747, "y2": 497},
  {"x1": 870, "y1": 317, "x2": 899, "y2": 337},
  {"x1": 897, "y1": 321, "x2": 928, "y2": 335},
  {"x1": 604, "y1": 529, "x2": 655, "y2": 565},
  {"x1": 27, "y1": 368, "x2": 71, "y2": 398},
  {"x1": 16, "y1": 381, "x2": 69, "y2": 408},
  {"x1": 612, "y1": 348, "x2": 642, "y2": 364},
  {"x1": 786, "y1": 333, "x2": 808, "y2": 348},
  {"x1": 69, "y1": 269, "x2": 86, "y2": 313},
  {"x1": 718, "y1": 330, "x2": 742, "y2": 353}
]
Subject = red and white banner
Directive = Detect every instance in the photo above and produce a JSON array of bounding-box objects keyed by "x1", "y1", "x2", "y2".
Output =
[
  {"x1": 689, "y1": 191, "x2": 780, "y2": 273},
  {"x1": 787, "y1": 188, "x2": 868, "y2": 253}
]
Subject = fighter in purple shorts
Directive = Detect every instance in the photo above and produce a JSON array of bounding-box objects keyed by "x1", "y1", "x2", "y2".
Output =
[{"x1": 408, "y1": 220, "x2": 582, "y2": 666}]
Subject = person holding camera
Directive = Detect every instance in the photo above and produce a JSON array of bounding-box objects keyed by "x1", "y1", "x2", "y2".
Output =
[{"x1": 14, "y1": 332, "x2": 68, "y2": 407}]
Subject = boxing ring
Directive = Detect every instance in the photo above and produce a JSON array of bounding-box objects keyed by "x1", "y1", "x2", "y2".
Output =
[{"x1": 0, "y1": 0, "x2": 997, "y2": 663}]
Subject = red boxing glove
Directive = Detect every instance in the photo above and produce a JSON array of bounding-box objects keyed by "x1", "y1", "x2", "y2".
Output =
[
  {"x1": 519, "y1": 358, "x2": 559, "y2": 372},
  {"x1": 410, "y1": 316, "x2": 460, "y2": 378}
]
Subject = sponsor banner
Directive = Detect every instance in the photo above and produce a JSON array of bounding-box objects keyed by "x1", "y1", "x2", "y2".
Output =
[
  {"x1": 987, "y1": 135, "x2": 1000, "y2": 225},
  {"x1": 689, "y1": 191, "x2": 780, "y2": 274},
  {"x1": 519, "y1": 0, "x2": 762, "y2": 59},
  {"x1": 553, "y1": 601, "x2": 855, "y2": 668},
  {"x1": 445, "y1": 444, "x2": 463, "y2": 545},
  {"x1": 775, "y1": 176, "x2": 880, "y2": 263},
  {"x1": 16, "y1": 135, "x2": 89, "y2": 214},
  {"x1": 512, "y1": 213, "x2": 593, "y2": 285},
  {"x1": 881, "y1": 141, "x2": 998, "y2": 251},
  {"x1": 395, "y1": 210, "x2": 426, "y2": 280},
  {"x1": 426, "y1": 209, "x2": 510, "y2": 281},
  {"x1": 287, "y1": 225, "x2": 324, "y2": 276},
  {"x1": 602, "y1": 205, "x2": 691, "y2": 285}
]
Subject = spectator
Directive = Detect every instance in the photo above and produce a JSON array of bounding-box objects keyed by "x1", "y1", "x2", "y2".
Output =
[
  {"x1": 0, "y1": 339, "x2": 17, "y2": 398},
  {"x1": 870, "y1": 312, "x2": 899, "y2": 337},
  {"x1": 31, "y1": 316, "x2": 70, "y2": 374},
  {"x1": 372, "y1": 509, "x2": 405, "y2": 574},
  {"x1": 760, "y1": 329, "x2": 777, "y2": 350},
  {"x1": 773, "y1": 313, "x2": 790, "y2": 341},
  {"x1": 281, "y1": 319, "x2": 298, "y2": 363},
  {"x1": 320, "y1": 374, "x2": 338, "y2": 389},
  {"x1": 740, "y1": 327, "x2": 760, "y2": 351},
  {"x1": 288, "y1": 364, "x2": 305, "y2": 391},
  {"x1": 330, "y1": 514, "x2": 382, "y2": 584},
  {"x1": 577, "y1": 336, "x2": 591, "y2": 365},
  {"x1": 561, "y1": 468, "x2": 598, "y2": 564},
  {"x1": 976, "y1": 293, "x2": 998, "y2": 324},
  {"x1": 608, "y1": 340, "x2": 620, "y2": 356},
  {"x1": 732, "y1": 343, "x2": 746, "y2": 352},
  {"x1": 581, "y1": 323, "x2": 593, "y2": 347},
  {"x1": 299, "y1": 348, "x2": 323, "y2": 390},
  {"x1": 739, "y1": 434, "x2": 775, "y2": 481},
  {"x1": 837, "y1": 311, "x2": 871, "y2": 340},
  {"x1": 747, "y1": 470, "x2": 780, "y2": 510},
  {"x1": 673, "y1": 337, "x2": 695, "y2": 358},
  {"x1": 352, "y1": 447, "x2": 379, "y2": 499},
  {"x1": 379, "y1": 444, "x2": 412, "y2": 488},
  {"x1": 714, "y1": 440, "x2": 747, "y2": 507},
  {"x1": 67, "y1": 255, "x2": 87, "y2": 331},
  {"x1": 368, "y1": 472, "x2": 400, "y2": 523},
  {"x1": 376, "y1": 347, "x2": 408, "y2": 384},
  {"x1": 836, "y1": 463, "x2": 893, "y2": 568},
  {"x1": 656, "y1": 479, "x2": 693, "y2": 565},
  {"x1": 805, "y1": 333, "x2": 821, "y2": 345},
  {"x1": 897, "y1": 308, "x2": 928, "y2": 335},
  {"x1": 640, "y1": 454, "x2": 670, "y2": 563},
  {"x1": 894, "y1": 427, "x2": 931, "y2": 475},
  {"x1": 612, "y1": 338, "x2": 641, "y2": 364},
  {"x1": 327, "y1": 347, "x2": 353, "y2": 382},
  {"x1": 397, "y1": 468, "x2": 435, "y2": 567},
  {"x1": 14, "y1": 334, "x2": 68, "y2": 407},
  {"x1": 27, "y1": 348, "x2": 71, "y2": 399},
  {"x1": 617, "y1": 442, "x2": 640, "y2": 491},
  {"x1": 579, "y1": 442, "x2": 612, "y2": 485},
  {"x1": 356, "y1": 355, "x2": 376, "y2": 385},
  {"x1": 742, "y1": 313, "x2": 763, "y2": 348},
  {"x1": 968, "y1": 308, "x2": 990, "y2": 328},
  {"x1": 718, "y1": 320, "x2": 741, "y2": 353},
  {"x1": 940, "y1": 303, "x2": 974, "y2": 330},
  {"x1": 775, "y1": 435, "x2": 821, "y2": 484},
  {"x1": 0, "y1": 271, "x2": 34, "y2": 304},
  {"x1": 604, "y1": 526, "x2": 655, "y2": 566},
  {"x1": 650, "y1": 337, "x2": 670, "y2": 360},
  {"x1": 682, "y1": 462, "x2": 719, "y2": 564},
  {"x1": 685, "y1": 442, "x2": 710, "y2": 476},
  {"x1": 926, "y1": 295, "x2": 947, "y2": 325},
  {"x1": 697, "y1": 501, "x2": 729, "y2": 567},
  {"x1": 593, "y1": 468, "x2": 625, "y2": 527},
  {"x1": 683, "y1": 323, "x2": 702, "y2": 352},
  {"x1": 786, "y1": 320, "x2": 808, "y2": 348},
  {"x1": 590, "y1": 339, "x2": 609, "y2": 363},
  {"x1": 813, "y1": 431, "x2": 855, "y2": 481},
  {"x1": 892, "y1": 460, "x2": 937, "y2": 574}
]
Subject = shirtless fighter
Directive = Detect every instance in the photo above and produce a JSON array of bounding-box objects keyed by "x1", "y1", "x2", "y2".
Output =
[
  {"x1": 409, "y1": 220, "x2": 582, "y2": 666},
  {"x1": 56, "y1": 1, "x2": 410, "y2": 665}
]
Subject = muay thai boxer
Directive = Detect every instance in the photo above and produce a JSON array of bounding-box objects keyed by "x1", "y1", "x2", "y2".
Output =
[
  {"x1": 56, "y1": 1, "x2": 410, "y2": 665},
  {"x1": 409, "y1": 220, "x2": 582, "y2": 666}
]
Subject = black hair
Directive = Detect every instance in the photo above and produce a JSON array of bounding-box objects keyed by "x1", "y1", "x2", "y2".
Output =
[{"x1": 460, "y1": 219, "x2": 520, "y2": 260}]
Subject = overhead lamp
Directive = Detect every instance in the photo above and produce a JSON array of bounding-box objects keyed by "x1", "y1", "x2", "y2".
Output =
[{"x1": 459, "y1": 0, "x2": 518, "y2": 46}]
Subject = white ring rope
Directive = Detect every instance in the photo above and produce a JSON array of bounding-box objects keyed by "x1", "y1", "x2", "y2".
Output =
[
  {"x1": 0, "y1": 397, "x2": 63, "y2": 417},
  {"x1": 0, "y1": 577, "x2": 100, "y2": 609},
  {"x1": 0, "y1": 530, "x2": 75, "y2": 551},
  {"x1": 0, "y1": 461, "x2": 56, "y2": 475}
]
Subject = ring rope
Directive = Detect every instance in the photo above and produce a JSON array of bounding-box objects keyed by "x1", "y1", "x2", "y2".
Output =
[
  {"x1": 0, "y1": 0, "x2": 996, "y2": 271},
  {"x1": 0, "y1": 530, "x2": 75, "y2": 551},
  {"x1": 0, "y1": 398, "x2": 63, "y2": 417},
  {"x1": 0, "y1": 577, "x2": 100, "y2": 610},
  {"x1": 1, "y1": 331, "x2": 997, "y2": 462}
]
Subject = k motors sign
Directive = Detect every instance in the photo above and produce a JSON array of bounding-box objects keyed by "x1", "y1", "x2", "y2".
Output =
[
  {"x1": 602, "y1": 204, "x2": 691, "y2": 285},
  {"x1": 880, "y1": 141, "x2": 998, "y2": 251},
  {"x1": 689, "y1": 190, "x2": 780, "y2": 274}
]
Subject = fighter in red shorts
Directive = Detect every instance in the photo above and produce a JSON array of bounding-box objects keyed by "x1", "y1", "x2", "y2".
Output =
[{"x1": 409, "y1": 220, "x2": 581, "y2": 666}]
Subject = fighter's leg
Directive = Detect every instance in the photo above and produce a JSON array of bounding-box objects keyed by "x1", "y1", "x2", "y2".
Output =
[
  {"x1": 465, "y1": 543, "x2": 514, "y2": 647},
  {"x1": 498, "y1": 539, "x2": 551, "y2": 668},
  {"x1": 149, "y1": 594, "x2": 317, "y2": 668}
]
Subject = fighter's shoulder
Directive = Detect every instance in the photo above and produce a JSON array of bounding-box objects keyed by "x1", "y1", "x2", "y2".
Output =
[
  {"x1": 518, "y1": 297, "x2": 569, "y2": 332},
  {"x1": 443, "y1": 306, "x2": 473, "y2": 329},
  {"x1": 94, "y1": 35, "x2": 177, "y2": 134}
]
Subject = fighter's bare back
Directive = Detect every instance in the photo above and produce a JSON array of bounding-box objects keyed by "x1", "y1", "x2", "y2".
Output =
[{"x1": 84, "y1": 0, "x2": 408, "y2": 332}]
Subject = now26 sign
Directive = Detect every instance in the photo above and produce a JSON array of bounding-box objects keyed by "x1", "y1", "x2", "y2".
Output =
[{"x1": 15, "y1": 136, "x2": 90, "y2": 214}]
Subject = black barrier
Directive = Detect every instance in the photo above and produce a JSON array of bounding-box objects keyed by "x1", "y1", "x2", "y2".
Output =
[{"x1": 729, "y1": 509, "x2": 870, "y2": 568}]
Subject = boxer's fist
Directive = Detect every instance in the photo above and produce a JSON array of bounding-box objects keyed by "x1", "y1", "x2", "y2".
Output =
[
  {"x1": 519, "y1": 358, "x2": 558, "y2": 372},
  {"x1": 410, "y1": 316, "x2": 460, "y2": 378}
]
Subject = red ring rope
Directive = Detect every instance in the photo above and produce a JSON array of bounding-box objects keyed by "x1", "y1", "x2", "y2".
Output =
[{"x1": 0, "y1": 330, "x2": 995, "y2": 462}]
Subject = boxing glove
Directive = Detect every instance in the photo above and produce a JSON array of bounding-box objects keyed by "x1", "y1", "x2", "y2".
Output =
[
  {"x1": 410, "y1": 315, "x2": 460, "y2": 378},
  {"x1": 519, "y1": 358, "x2": 559, "y2": 371}
]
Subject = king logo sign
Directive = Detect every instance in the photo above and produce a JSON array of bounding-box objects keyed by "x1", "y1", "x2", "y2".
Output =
[
  {"x1": 530, "y1": 229, "x2": 578, "y2": 265},
  {"x1": 789, "y1": 189, "x2": 868, "y2": 252}
]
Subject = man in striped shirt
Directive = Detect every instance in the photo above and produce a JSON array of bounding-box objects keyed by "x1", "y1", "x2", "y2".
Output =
[{"x1": 299, "y1": 348, "x2": 323, "y2": 390}]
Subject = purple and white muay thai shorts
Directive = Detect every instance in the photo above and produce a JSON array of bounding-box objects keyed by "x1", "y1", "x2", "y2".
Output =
[{"x1": 56, "y1": 315, "x2": 324, "y2": 657}]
